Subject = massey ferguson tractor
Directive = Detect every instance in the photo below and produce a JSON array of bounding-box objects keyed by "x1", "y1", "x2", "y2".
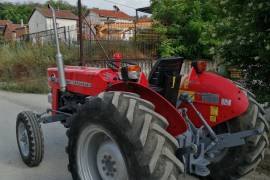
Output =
[{"x1": 16, "y1": 4, "x2": 269, "y2": 180}]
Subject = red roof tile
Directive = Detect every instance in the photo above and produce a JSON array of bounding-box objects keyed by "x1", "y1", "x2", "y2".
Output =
[
  {"x1": 0, "y1": 20, "x2": 12, "y2": 26},
  {"x1": 5, "y1": 24, "x2": 21, "y2": 32},
  {"x1": 36, "y1": 8, "x2": 78, "y2": 20},
  {"x1": 89, "y1": 9, "x2": 132, "y2": 20}
]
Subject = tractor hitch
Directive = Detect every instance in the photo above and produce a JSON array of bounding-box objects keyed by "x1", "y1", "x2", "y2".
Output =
[
  {"x1": 206, "y1": 125, "x2": 264, "y2": 152},
  {"x1": 178, "y1": 93, "x2": 218, "y2": 142},
  {"x1": 39, "y1": 109, "x2": 72, "y2": 125},
  {"x1": 177, "y1": 93, "x2": 265, "y2": 177}
]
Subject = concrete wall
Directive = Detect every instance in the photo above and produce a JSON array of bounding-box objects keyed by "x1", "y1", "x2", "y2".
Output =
[
  {"x1": 87, "y1": 12, "x2": 101, "y2": 25},
  {"x1": 28, "y1": 11, "x2": 47, "y2": 34},
  {"x1": 46, "y1": 18, "x2": 77, "y2": 41},
  {"x1": 46, "y1": 18, "x2": 77, "y2": 30}
]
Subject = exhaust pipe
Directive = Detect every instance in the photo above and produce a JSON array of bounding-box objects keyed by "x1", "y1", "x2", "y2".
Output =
[{"x1": 48, "y1": 4, "x2": 66, "y2": 92}]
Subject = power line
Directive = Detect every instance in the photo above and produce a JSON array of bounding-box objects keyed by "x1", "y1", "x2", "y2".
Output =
[{"x1": 100, "y1": 0, "x2": 137, "y2": 10}]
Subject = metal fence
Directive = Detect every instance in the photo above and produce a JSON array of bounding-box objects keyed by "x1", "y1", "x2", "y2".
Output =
[
  {"x1": 17, "y1": 19, "x2": 218, "y2": 76},
  {"x1": 20, "y1": 26, "x2": 77, "y2": 46},
  {"x1": 19, "y1": 19, "x2": 160, "y2": 62},
  {"x1": 82, "y1": 20, "x2": 160, "y2": 63},
  {"x1": 84, "y1": 59, "x2": 217, "y2": 78},
  {"x1": 83, "y1": 39, "x2": 159, "y2": 61}
]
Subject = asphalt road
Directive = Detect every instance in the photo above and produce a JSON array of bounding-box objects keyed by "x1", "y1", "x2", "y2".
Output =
[
  {"x1": 0, "y1": 90, "x2": 269, "y2": 180},
  {"x1": 0, "y1": 91, "x2": 72, "y2": 180}
]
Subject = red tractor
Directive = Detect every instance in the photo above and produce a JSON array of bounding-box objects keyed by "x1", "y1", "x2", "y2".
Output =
[{"x1": 16, "y1": 5, "x2": 269, "y2": 180}]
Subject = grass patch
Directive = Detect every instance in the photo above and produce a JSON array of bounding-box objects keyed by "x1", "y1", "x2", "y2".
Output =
[
  {"x1": 0, "y1": 78, "x2": 49, "y2": 94},
  {"x1": 0, "y1": 42, "x2": 78, "y2": 94}
]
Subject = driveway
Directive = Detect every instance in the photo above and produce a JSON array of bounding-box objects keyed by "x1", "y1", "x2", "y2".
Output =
[{"x1": 0, "y1": 91, "x2": 72, "y2": 180}]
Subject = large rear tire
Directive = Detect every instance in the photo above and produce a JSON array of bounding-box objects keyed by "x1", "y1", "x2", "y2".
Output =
[
  {"x1": 67, "y1": 91, "x2": 188, "y2": 180},
  {"x1": 207, "y1": 96, "x2": 269, "y2": 180}
]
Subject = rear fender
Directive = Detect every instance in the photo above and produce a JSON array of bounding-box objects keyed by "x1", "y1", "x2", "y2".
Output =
[
  {"x1": 180, "y1": 68, "x2": 249, "y2": 128},
  {"x1": 107, "y1": 82, "x2": 188, "y2": 137}
]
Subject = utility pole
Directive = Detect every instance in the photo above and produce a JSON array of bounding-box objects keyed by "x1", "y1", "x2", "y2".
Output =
[
  {"x1": 78, "y1": 0, "x2": 84, "y2": 66},
  {"x1": 135, "y1": 10, "x2": 138, "y2": 42}
]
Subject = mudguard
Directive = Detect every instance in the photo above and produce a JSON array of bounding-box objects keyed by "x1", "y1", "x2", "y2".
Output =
[
  {"x1": 180, "y1": 68, "x2": 249, "y2": 128},
  {"x1": 107, "y1": 82, "x2": 188, "y2": 137}
]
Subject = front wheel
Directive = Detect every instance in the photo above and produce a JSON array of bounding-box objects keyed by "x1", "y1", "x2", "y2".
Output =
[
  {"x1": 66, "y1": 91, "x2": 190, "y2": 180},
  {"x1": 16, "y1": 111, "x2": 44, "y2": 167}
]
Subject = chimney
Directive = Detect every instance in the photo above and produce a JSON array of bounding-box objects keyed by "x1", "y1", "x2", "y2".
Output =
[
  {"x1": 113, "y1": 5, "x2": 120, "y2": 12},
  {"x1": 20, "y1": 19, "x2": 24, "y2": 27},
  {"x1": 12, "y1": 31, "x2": 17, "y2": 41}
]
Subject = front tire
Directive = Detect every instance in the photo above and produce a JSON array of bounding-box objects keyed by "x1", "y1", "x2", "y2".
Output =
[
  {"x1": 16, "y1": 111, "x2": 44, "y2": 167},
  {"x1": 67, "y1": 91, "x2": 186, "y2": 180},
  {"x1": 207, "y1": 96, "x2": 269, "y2": 180}
]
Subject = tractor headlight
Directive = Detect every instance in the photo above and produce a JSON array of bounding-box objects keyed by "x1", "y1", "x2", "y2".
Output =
[{"x1": 127, "y1": 65, "x2": 141, "y2": 80}]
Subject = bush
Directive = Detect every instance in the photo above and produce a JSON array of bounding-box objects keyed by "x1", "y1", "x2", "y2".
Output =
[{"x1": 0, "y1": 42, "x2": 78, "y2": 93}]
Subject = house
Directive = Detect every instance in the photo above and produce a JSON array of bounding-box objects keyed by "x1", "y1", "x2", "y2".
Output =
[
  {"x1": 136, "y1": 17, "x2": 153, "y2": 29},
  {"x1": 0, "y1": 20, "x2": 12, "y2": 35},
  {"x1": 86, "y1": 8, "x2": 133, "y2": 25},
  {"x1": 91, "y1": 18, "x2": 154, "y2": 40},
  {"x1": 3, "y1": 23, "x2": 28, "y2": 41},
  {"x1": 95, "y1": 23, "x2": 135, "y2": 40},
  {"x1": 28, "y1": 8, "x2": 78, "y2": 41},
  {"x1": 84, "y1": 8, "x2": 134, "y2": 40}
]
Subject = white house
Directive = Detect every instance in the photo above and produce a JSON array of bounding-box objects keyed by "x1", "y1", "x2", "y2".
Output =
[
  {"x1": 86, "y1": 8, "x2": 133, "y2": 25},
  {"x1": 28, "y1": 8, "x2": 78, "y2": 42}
]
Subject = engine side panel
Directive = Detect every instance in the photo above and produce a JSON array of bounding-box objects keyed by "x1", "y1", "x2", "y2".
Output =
[
  {"x1": 180, "y1": 68, "x2": 249, "y2": 128},
  {"x1": 108, "y1": 82, "x2": 188, "y2": 137},
  {"x1": 47, "y1": 66, "x2": 149, "y2": 111},
  {"x1": 48, "y1": 66, "x2": 119, "y2": 111}
]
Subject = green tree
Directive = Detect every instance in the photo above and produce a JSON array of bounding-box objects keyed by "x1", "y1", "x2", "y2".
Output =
[
  {"x1": 0, "y1": 2, "x2": 41, "y2": 23},
  {"x1": 216, "y1": 0, "x2": 270, "y2": 101},
  {"x1": 151, "y1": 0, "x2": 220, "y2": 59},
  {"x1": 0, "y1": 1, "x2": 86, "y2": 24},
  {"x1": 46, "y1": 0, "x2": 76, "y2": 14}
]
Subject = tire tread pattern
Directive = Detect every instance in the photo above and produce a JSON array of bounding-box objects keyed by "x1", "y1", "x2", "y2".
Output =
[
  {"x1": 98, "y1": 91, "x2": 184, "y2": 179},
  {"x1": 67, "y1": 91, "x2": 185, "y2": 180},
  {"x1": 16, "y1": 111, "x2": 44, "y2": 167}
]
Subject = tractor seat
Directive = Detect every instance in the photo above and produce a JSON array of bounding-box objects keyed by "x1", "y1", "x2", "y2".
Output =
[{"x1": 148, "y1": 57, "x2": 184, "y2": 106}]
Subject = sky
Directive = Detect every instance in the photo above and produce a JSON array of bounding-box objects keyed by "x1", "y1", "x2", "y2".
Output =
[{"x1": 1, "y1": 0, "x2": 151, "y2": 16}]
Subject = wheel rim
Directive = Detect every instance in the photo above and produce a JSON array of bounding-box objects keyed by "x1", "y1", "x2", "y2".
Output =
[
  {"x1": 18, "y1": 122, "x2": 30, "y2": 157},
  {"x1": 76, "y1": 125, "x2": 129, "y2": 180}
]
